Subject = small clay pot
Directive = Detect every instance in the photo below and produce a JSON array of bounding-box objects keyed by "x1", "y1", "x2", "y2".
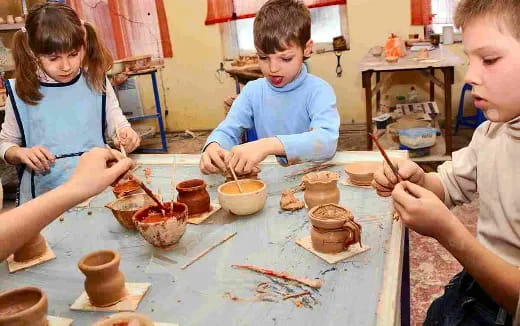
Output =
[
  {"x1": 13, "y1": 233, "x2": 47, "y2": 262},
  {"x1": 344, "y1": 161, "x2": 382, "y2": 186},
  {"x1": 105, "y1": 193, "x2": 156, "y2": 229},
  {"x1": 93, "y1": 312, "x2": 154, "y2": 326},
  {"x1": 217, "y1": 179, "x2": 267, "y2": 215},
  {"x1": 112, "y1": 179, "x2": 143, "y2": 198},
  {"x1": 78, "y1": 250, "x2": 127, "y2": 307},
  {"x1": 176, "y1": 179, "x2": 210, "y2": 216},
  {"x1": 302, "y1": 171, "x2": 340, "y2": 209},
  {"x1": 309, "y1": 203, "x2": 362, "y2": 254},
  {"x1": 0, "y1": 286, "x2": 48, "y2": 326},
  {"x1": 6, "y1": 15, "x2": 14, "y2": 25},
  {"x1": 133, "y1": 202, "x2": 188, "y2": 249},
  {"x1": 14, "y1": 16, "x2": 24, "y2": 24}
]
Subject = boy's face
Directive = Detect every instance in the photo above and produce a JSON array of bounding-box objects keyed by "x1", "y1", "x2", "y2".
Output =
[
  {"x1": 257, "y1": 40, "x2": 313, "y2": 88},
  {"x1": 464, "y1": 16, "x2": 520, "y2": 122}
]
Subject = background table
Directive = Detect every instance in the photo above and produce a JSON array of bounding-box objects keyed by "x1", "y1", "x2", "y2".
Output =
[{"x1": 0, "y1": 151, "x2": 406, "y2": 326}]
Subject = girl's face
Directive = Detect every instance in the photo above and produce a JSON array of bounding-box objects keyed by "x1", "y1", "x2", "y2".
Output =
[{"x1": 38, "y1": 47, "x2": 84, "y2": 83}]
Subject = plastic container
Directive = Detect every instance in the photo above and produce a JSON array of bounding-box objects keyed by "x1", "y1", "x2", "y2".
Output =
[{"x1": 398, "y1": 127, "x2": 437, "y2": 149}]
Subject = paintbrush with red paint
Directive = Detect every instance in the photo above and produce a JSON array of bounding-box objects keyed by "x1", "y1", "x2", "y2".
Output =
[{"x1": 369, "y1": 133, "x2": 400, "y2": 180}]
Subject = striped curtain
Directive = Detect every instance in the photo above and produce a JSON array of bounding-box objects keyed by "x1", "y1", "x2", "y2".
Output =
[{"x1": 411, "y1": 0, "x2": 432, "y2": 25}]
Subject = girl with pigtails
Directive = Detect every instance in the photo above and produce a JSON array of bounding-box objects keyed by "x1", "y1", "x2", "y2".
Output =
[{"x1": 0, "y1": 2, "x2": 140, "y2": 205}]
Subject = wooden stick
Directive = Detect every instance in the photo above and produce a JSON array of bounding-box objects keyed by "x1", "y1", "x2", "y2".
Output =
[
  {"x1": 283, "y1": 291, "x2": 310, "y2": 300},
  {"x1": 231, "y1": 264, "x2": 323, "y2": 289},
  {"x1": 369, "y1": 133, "x2": 399, "y2": 180},
  {"x1": 228, "y1": 165, "x2": 244, "y2": 193},
  {"x1": 181, "y1": 232, "x2": 237, "y2": 270}
]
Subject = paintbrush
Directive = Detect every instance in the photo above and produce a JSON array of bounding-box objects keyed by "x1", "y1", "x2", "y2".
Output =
[
  {"x1": 228, "y1": 164, "x2": 244, "y2": 193},
  {"x1": 369, "y1": 133, "x2": 400, "y2": 180}
]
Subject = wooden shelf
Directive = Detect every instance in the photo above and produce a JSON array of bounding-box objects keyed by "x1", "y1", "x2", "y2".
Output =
[{"x1": 0, "y1": 23, "x2": 24, "y2": 31}]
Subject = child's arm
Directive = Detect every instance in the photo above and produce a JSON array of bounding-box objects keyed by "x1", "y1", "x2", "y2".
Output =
[{"x1": 393, "y1": 181, "x2": 520, "y2": 314}]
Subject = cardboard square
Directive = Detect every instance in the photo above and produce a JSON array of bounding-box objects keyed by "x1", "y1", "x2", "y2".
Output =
[
  {"x1": 48, "y1": 315, "x2": 74, "y2": 326},
  {"x1": 340, "y1": 177, "x2": 373, "y2": 189},
  {"x1": 7, "y1": 241, "x2": 56, "y2": 273},
  {"x1": 295, "y1": 235, "x2": 370, "y2": 264},
  {"x1": 70, "y1": 282, "x2": 151, "y2": 312},
  {"x1": 188, "y1": 203, "x2": 221, "y2": 225}
]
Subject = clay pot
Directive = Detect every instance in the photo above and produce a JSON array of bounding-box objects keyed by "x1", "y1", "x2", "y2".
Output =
[
  {"x1": 13, "y1": 233, "x2": 47, "y2": 262},
  {"x1": 112, "y1": 179, "x2": 143, "y2": 198},
  {"x1": 176, "y1": 179, "x2": 210, "y2": 216},
  {"x1": 309, "y1": 203, "x2": 362, "y2": 254},
  {"x1": 133, "y1": 202, "x2": 188, "y2": 249},
  {"x1": 344, "y1": 161, "x2": 382, "y2": 186},
  {"x1": 92, "y1": 312, "x2": 154, "y2": 326},
  {"x1": 105, "y1": 193, "x2": 156, "y2": 230},
  {"x1": 78, "y1": 250, "x2": 127, "y2": 307},
  {"x1": 0, "y1": 287, "x2": 48, "y2": 326},
  {"x1": 6, "y1": 15, "x2": 14, "y2": 25},
  {"x1": 14, "y1": 16, "x2": 23, "y2": 24},
  {"x1": 302, "y1": 171, "x2": 340, "y2": 209},
  {"x1": 217, "y1": 179, "x2": 267, "y2": 215}
]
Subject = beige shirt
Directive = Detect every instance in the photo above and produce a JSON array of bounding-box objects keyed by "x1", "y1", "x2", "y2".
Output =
[{"x1": 438, "y1": 118, "x2": 520, "y2": 266}]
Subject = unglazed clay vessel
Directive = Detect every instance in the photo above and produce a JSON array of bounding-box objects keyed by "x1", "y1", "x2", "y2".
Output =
[
  {"x1": 217, "y1": 179, "x2": 267, "y2": 215},
  {"x1": 302, "y1": 171, "x2": 340, "y2": 209},
  {"x1": 344, "y1": 161, "x2": 382, "y2": 186},
  {"x1": 176, "y1": 179, "x2": 210, "y2": 216},
  {"x1": 78, "y1": 250, "x2": 127, "y2": 307},
  {"x1": 92, "y1": 312, "x2": 154, "y2": 326},
  {"x1": 0, "y1": 287, "x2": 48, "y2": 326},
  {"x1": 133, "y1": 202, "x2": 188, "y2": 249},
  {"x1": 105, "y1": 193, "x2": 156, "y2": 229},
  {"x1": 112, "y1": 179, "x2": 143, "y2": 198},
  {"x1": 309, "y1": 203, "x2": 362, "y2": 254},
  {"x1": 13, "y1": 233, "x2": 47, "y2": 262}
]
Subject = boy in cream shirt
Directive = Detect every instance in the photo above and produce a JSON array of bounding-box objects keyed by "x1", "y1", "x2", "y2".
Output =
[{"x1": 373, "y1": 0, "x2": 519, "y2": 324}]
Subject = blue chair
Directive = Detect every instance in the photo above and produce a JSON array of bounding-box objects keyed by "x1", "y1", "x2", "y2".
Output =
[{"x1": 455, "y1": 83, "x2": 487, "y2": 134}]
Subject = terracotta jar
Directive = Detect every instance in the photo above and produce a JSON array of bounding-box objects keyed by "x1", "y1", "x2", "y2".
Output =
[
  {"x1": 13, "y1": 233, "x2": 47, "y2": 262},
  {"x1": 308, "y1": 203, "x2": 362, "y2": 254},
  {"x1": 133, "y1": 202, "x2": 188, "y2": 249},
  {"x1": 176, "y1": 179, "x2": 210, "y2": 216},
  {"x1": 112, "y1": 179, "x2": 143, "y2": 198},
  {"x1": 0, "y1": 286, "x2": 48, "y2": 326},
  {"x1": 302, "y1": 171, "x2": 340, "y2": 209},
  {"x1": 78, "y1": 250, "x2": 127, "y2": 307},
  {"x1": 105, "y1": 193, "x2": 156, "y2": 230}
]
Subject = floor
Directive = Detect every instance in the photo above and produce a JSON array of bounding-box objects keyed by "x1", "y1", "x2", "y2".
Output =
[{"x1": 0, "y1": 125, "x2": 478, "y2": 325}]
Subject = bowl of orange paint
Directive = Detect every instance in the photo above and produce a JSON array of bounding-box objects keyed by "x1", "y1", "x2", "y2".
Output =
[{"x1": 217, "y1": 179, "x2": 267, "y2": 215}]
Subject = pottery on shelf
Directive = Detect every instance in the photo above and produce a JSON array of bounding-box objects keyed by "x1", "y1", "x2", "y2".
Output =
[
  {"x1": 13, "y1": 233, "x2": 47, "y2": 262},
  {"x1": 0, "y1": 286, "x2": 48, "y2": 326},
  {"x1": 176, "y1": 179, "x2": 210, "y2": 216},
  {"x1": 78, "y1": 250, "x2": 127, "y2": 307},
  {"x1": 6, "y1": 15, "x2": 14, "y2": 25},
  {"x1": 343, "y1": 161, "x2": 382, "y2": 186},
  {"x1": 112, "y1": 179, "x2": 143, "y2": 198},
  {"x1": 133, "y1": 202, "x2": 188, "y2": 249},
  {"x1": 309, "y1": 203, "x2": 362, "y2": 254},
  {"x1": 105, "y1": 193, "x2": 156, "y2": 230},
  {"x1": 92, "y1": 312, "x2": 154, "y2": 326},
  {"x1": 14, "y1": 16, "x2": 23, "y2": 24},
  {"x1": 302, "y1": 171, "x2": 340, "y2": 209},
  {"x1": 217, "y1": 179, "x2": 267, "y2": 215}
]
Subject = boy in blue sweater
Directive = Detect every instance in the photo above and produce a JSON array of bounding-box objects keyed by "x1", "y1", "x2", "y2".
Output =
[{"x1": 200, "y1": 0, "x2": 340, "y2": 175}]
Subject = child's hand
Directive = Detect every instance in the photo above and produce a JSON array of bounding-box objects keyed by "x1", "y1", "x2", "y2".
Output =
[
  {"x1": 228, "y1": 141, "x2": 268, "y2": 175},
  {"x1": 392, "y1": 181, "x2": 453, "y2": 239},
  {"x1": 15, "y1": 146, "x2": 55, "y2": 174},
  {"x1": 117, "y1": 127, "x2": 141, "y2": 153},
  {"x1": 200, "y1": 142, "x2": 231, "y2": 175},
  {"x1": 372, "y1": 159, "x2": 425, "y2": 197}
]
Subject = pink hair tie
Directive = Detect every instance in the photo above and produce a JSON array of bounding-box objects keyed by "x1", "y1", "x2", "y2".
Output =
[{"x1": 21, "y1": 26, "x2": 27, "y2": 33}]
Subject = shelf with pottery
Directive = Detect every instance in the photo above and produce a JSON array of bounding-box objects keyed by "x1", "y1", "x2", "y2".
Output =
[{"x1": 0, "y1": 23, "x2": 24, "y2": 31}]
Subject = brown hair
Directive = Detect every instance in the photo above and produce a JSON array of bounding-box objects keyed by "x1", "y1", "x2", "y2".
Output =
[
  {"x1": 13, "y1": 2, "x2": 112, "y2": 105},
  {"x1": 253, "y1": 0, "x2": 311, "y2": 54},
  {"x1": 455, "y1": 0, "x2": 520, "y2": 38}
]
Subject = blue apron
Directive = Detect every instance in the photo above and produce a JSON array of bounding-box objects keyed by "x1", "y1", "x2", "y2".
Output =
[{"x1": 5, "y1": 72, "x2": 106, "y2": 205}]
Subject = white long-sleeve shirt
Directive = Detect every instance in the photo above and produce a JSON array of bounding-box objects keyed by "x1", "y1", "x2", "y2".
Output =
[{"x1": 0, "y1": 75, "x2": 130, "y2": 162}]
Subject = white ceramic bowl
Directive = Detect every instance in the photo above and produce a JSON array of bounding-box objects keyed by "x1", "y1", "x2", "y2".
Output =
[{"x1": 217, "y1": 179, "x2": 267, "y2": 215}]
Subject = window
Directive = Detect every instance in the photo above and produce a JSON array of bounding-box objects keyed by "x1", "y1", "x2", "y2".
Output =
[
  {"x1": 221, "y1": 5, "x2": 349, "y2": 58},
  {"x1": 431, "y1": 0, "x2": 460, "y2": 34}
]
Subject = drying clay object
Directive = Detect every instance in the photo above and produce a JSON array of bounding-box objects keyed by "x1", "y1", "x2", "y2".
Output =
[
  {"x1": 343, "y1": 161, "x2": 382, "y2": 186},
  {"x1": 416, "y1": 49, "x2": 429, "y2": 60},
  {"x1": 78, "y1": 250, "x2": 127, "y2": 307},
  {"x1": 105, "y1": 193, "x2": 156, "y2": 229},
  {"x1": 14, "y1": 16, "x2": 23, "y2": 24},
  {"x1": 0, "y1": 17, "x2": 5, "y2": 24},
  {"x1": 133, "y1": 202, "x2": 188, "y2": 249},
  {"x1": 302, "y1": 171, "x2": 340, "y2": 209},
  {"x1": 280, "y1": 189, "x2": 305, "y2": 211},
  {"x1": 92, "y1": 312, "x2": 154, "y2": 326},
  {"x1": 6, "y1": 15, "x2": 14, "y2": 25},
  {"x1": 385, "y1": 56, "x2": 399, "y2": 63},
  {"x1": 309, "y1": 203, "x2": 362, "y2": 254},
  {"x1": 0, "y1": 287, "x2": 48, "y2": 326},
  {"x1": 112, "y1": 179, "x2": 143, "y2": 198},
  {"x1": 217, "y1": 179, "x2": 267, "y2": 215},
  {"x1": 13, "y1": 233, "x2": 47, "y2": 262},
  {"x1": 176, "y1": 179, "x2": 210, "y2": 216}
]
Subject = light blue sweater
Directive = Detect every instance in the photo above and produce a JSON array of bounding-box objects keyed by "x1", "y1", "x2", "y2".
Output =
[{"x1": 205, "y1": 64, "x2": 339, "y2": 164}]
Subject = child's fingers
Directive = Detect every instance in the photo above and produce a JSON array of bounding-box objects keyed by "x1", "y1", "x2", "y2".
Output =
[
  {"x1": 105, "y1": 158, "x2": 134, "y2": 183},
  {"x1": 210, "y1": 150, "x2": 227, "y2": 172},
  {"x1": 24, "y1": 153, "x2": 44, "y2": 172},
  {"x1": 383, "y1": 162, "x2": 398, "y2": 184},
  {"x1": 401, "y1": 181, "x2": 428, "y2": 198},
  {"x1": 37, "y1": 147, "x2": 55, "y2": 162},
  {"x1": 371, "y1": 179, "x2": 393, "y2": 197},
  {"x1": 233, "y1": 157, "x2": 247, "y2": 175},
  {"x1": 32, "y1": 150, "x2": 51, "y2": 170},
  {"x1": 243, "y1": 160, "x2": 256, "y2": 175},
  {"x1": 200, "y1": 154, "x2": 218, "y2": 174}
]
